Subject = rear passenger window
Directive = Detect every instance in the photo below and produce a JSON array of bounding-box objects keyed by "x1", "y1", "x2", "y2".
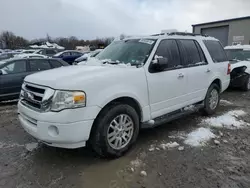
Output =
[
  {"x1": 194, "y1": 41, "x2": 207, "y2": 63},
  {"x1": 154, "y1": 39, "x2": 181, "y2": 69},
  {"x1": 29, "y1": 59, "x2": 51, "y2": 71},
  {"x1": 50, "y1": 60, "x2": 62, "y2": 68},
  {"x1": 204, "y1": 40, "x2": 228, "y2": 62},
  {"x1": 177, "y1": 40, "x2": 201, "y2": 66}
]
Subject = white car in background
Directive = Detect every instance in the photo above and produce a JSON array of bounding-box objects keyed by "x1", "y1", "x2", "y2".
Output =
[
  {"x1": 15, "y1": 53, "x2": 48, "y2": 59},
  {"x1": 224, "y1": 45, "x2": 250, "y2": 90}
]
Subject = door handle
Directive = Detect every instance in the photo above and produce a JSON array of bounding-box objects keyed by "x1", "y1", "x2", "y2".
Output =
[
  {"x1": 206, "y1": 69, "x2": 211, "y2": 73},
  {"x1": 178, "y1": 73, "x2": 184, "y2": 78}
]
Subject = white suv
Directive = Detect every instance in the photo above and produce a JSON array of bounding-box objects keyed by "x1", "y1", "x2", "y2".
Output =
[{"x1": 18, "y1": 32, "x2": 230, "y2": 157}]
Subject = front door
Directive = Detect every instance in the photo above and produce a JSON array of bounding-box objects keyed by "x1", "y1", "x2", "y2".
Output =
[
  {"x1": 146, "y1": 39, "x2": 189, "y2": 119},
  {"x1": 0, "y1": 60, "x2": 28, "y2": 98}
]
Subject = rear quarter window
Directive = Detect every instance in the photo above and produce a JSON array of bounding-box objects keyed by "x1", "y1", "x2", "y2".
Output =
[{"x1": 204, "y1": 40, "x2": 228, "y2": 63}]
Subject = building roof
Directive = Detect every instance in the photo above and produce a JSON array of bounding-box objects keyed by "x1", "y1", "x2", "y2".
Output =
[{"x1": 192, "y1": 16, "x2": 250, "y2": 27}]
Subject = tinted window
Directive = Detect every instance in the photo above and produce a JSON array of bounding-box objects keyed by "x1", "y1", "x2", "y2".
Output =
[
  {"x1": 194, "y1": 41, "x2": 207, "y2": 63},
  {"x1": 204, "y1": 40, "x2": 228, "y2": 62},
  {"x1": 46, "y1": 49, "x2": 56, "y2": 55},
  {"x1": 0, "y1": 60, "x2": 26, "y2": 75},
  {"x1": 177, "y1": 40, "x2": 201, "y2": 66},
  {"x1": 29, "y1": 59, "x2": 51, "y2": 71},
  {"x1": 62, "y1": 52, "x2": 71, "y2": 57},
  {"x1": 50, "y1": 60, "x2": 62, "y2": 68},
  {"x1": 72, "y1": 52, "x2": 81, "y2": 56},
  {"x1": 154, "y1": 39, "x2": 181, "y2": 69}
]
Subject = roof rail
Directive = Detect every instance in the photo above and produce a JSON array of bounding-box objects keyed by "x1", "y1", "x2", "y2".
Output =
[
  {"x1": 150, "y1": 33, "x2": 166, "y2": 36},
  {"x1": 168, "y1": 32, "x2": 208, "y2": 37}
]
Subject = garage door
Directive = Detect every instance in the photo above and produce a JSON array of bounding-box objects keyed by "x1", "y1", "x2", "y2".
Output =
[{"x1": 201, "y1": 26, "x2": 229, "y2": 46}]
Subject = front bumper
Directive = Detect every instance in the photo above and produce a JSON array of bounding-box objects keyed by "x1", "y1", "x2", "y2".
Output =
[{"x1": 18, "y1": 101, "x2": 101, "y2": 149}]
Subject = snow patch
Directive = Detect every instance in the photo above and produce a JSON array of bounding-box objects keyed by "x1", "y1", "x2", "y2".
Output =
[
  {"x1": 160, "y1": 142, "x2": 180, "y2": 150},
  {"x1": 220, "y1": 100, "x2": 233, "y2": 106},
  {"x1": 25, "y1": 142, "x2": 39, "y2": 152},
  {"x1": 184, "y1": 127, "x2": 216, "y2": 147},
  {"x1": 202, "y1": 110, "x2": 248, "y2": 129},
  {"x1": 184, "y1": 105, "x2": 195, "y2": 111},
  {"x1": 130, "y1": 159, "x2": 142, "y2": 168}
]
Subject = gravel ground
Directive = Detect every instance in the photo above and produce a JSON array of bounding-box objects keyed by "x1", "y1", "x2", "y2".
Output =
[{"x1": 0, "y1": 90, "x2": 250, "y2": 188}]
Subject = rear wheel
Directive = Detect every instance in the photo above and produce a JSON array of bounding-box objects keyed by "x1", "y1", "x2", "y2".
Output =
[
  {"x1": 89, "y1": 104, "x2": 140, "y2": 158},
  {"x1": 203, "y1": 84, "x2": 220, "y2": 115}
]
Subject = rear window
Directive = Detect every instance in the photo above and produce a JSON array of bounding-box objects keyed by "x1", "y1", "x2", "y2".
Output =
[{"x1": 204, "y1": 40, "x2": 228, "y2": 62}]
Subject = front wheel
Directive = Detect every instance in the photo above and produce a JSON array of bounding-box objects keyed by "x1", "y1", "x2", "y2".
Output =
[
  {"x1": 203, "y1": 84, "x2": 220, "y2": 115},
  {"x1": 89, "y1": 104, "x2": 140, "y2": 158}
]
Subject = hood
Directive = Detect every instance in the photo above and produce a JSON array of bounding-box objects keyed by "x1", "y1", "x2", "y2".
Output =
[
  {"x1": 230, "y1": 60, "x2": 250, "y2": 74},
  {"x1": 25, "y1": 61, "x2": 136, "y2": 89}
]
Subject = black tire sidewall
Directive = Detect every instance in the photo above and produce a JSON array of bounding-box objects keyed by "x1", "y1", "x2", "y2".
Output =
[
  {"x1": 204, "y1": 84, "x2": 220, "y2": 115},
  {"x1": 92, "y1": 104, "x2": 140, "y2": 157},
  {"x1": 242, "y1": 74, "x2": 250, "y2": 91}
]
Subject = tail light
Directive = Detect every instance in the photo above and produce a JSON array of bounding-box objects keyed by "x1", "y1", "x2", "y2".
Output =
[{"x1": 227, "y1": 63, "x2": 231, "y2": 75}]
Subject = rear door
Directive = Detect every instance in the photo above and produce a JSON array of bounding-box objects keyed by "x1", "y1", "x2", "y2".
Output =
[
  {"x1": 0, "y1": 60, "x2": 28, "y2": 97},
  {"x1": 177, "y1": 39, "x2": 213, "y2": 102},
  {"x1": 203, "y1": 40, "x2": 230, "y2": 92},
  {"x1": 61, "y1": 52, "x2": 72, "y2": 63}
]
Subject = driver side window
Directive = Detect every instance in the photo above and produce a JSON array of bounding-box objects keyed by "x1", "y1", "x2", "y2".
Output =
[
  {"x1": 154, "y1": 40, "x2": 181, "y2": 70},
  {"x1": 1, "y1": 60, "x2": 26, "y2": 75}
]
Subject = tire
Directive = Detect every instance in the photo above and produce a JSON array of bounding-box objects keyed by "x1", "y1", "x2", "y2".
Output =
[
  {"x1": 89, "y1": 104, "x2": 140, "y2": 158},
  {"x1": 203, "y1": 84, "x2": 220, "y2": 115},
  {"x1": 241, "y1": 74, "x2": 250, "y2": 91}
]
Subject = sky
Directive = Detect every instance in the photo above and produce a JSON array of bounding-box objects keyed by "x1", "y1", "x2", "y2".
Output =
[{"x1": 0, "y1": 0, "x2": 249, "y2": 40}]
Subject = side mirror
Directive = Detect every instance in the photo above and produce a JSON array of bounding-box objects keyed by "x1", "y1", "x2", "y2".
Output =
[
  {"x1": 151, "y1": 56, "x2": 169, "y2": 71},
  {"x1": 0, "y1": 70, "x2": 3, "y2": 75}
]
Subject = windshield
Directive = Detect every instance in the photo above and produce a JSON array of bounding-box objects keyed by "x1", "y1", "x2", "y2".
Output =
[
  {"x1": 225, "y1": 49, "x2": 250, "y2": 61},
  {"x1": 95, "y1": 39, "x2": 155, "y2": 65}
]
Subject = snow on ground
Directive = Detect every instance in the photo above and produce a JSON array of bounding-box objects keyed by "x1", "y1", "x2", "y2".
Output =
[
  {"x1": 130, "y1": 158, "x2": 143, "y2": 169},
  {"x1": 0, "y1": 142, "x2": 23, "y2": 149},
  {"x1": 183, "y1": 105, "x2": 195, "y2": 111},
  {"x1": 184, "y1": 127, "x2": 216, "y2": 147},
  {"x1": 25, "y1": 142, "x2": 39, "y2": 152},
  {"x1": 220, "y1": 99, "x2": 233, "y2": 106},
  {"x1": 160, "y1": 142, "x2": 180, "y2": 150},
  {"x1": 202, "y1": 110, "x2": 248, "y2": 129}
]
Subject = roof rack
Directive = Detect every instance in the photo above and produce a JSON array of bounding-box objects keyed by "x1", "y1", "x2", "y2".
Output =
[{"x1": 168, "y1": 32, "x2": 208, "y2": 37}]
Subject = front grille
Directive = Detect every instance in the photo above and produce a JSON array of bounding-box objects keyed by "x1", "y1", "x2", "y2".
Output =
[{"x1": 20, "y1": 82, "x2": 46, "y2": 111}]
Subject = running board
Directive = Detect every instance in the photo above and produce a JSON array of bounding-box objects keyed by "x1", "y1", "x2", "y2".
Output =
[{"x1": 141, "y1": 103, "x2": 203, "y2": 129}]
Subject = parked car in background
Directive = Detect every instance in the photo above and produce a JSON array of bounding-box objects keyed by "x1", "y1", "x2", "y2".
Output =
[
  {"x1": 225, "y1": 45, "x2": 250, "y2": 91},
  {"x1": 21, "y1": 49, "x2": 38, "y2": 54},
  {"x1": 0, "y1": 52, "x2": 20, "y2": 61},
  {"x1": 18, "y1": 32, "x2": 230, "y2": 157},
  {"x1": 74, "y1": 49, "x2": 103, "y2": 64},
  {"x1": 53, "y1": 50, "x2": 83, "y2": 64},
  {"x1": 0, "y1": 58, "x2": 69, "y2": 101},
  {"x1": 15, "y1": 53, "x2": 48, "y2": 59},
  {"x1": 35, "y1": 49, "x2": 58, "y2": 57}
]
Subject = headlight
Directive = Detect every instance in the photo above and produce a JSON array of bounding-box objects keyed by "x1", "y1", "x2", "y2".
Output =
[{"x1": 51, "y1": 90, "x2": 86, "y2": 112}]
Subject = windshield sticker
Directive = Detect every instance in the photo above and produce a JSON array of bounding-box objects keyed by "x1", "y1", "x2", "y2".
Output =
[{"x1": 139, "y1": 39, "x2": 154, "y2": 45}]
